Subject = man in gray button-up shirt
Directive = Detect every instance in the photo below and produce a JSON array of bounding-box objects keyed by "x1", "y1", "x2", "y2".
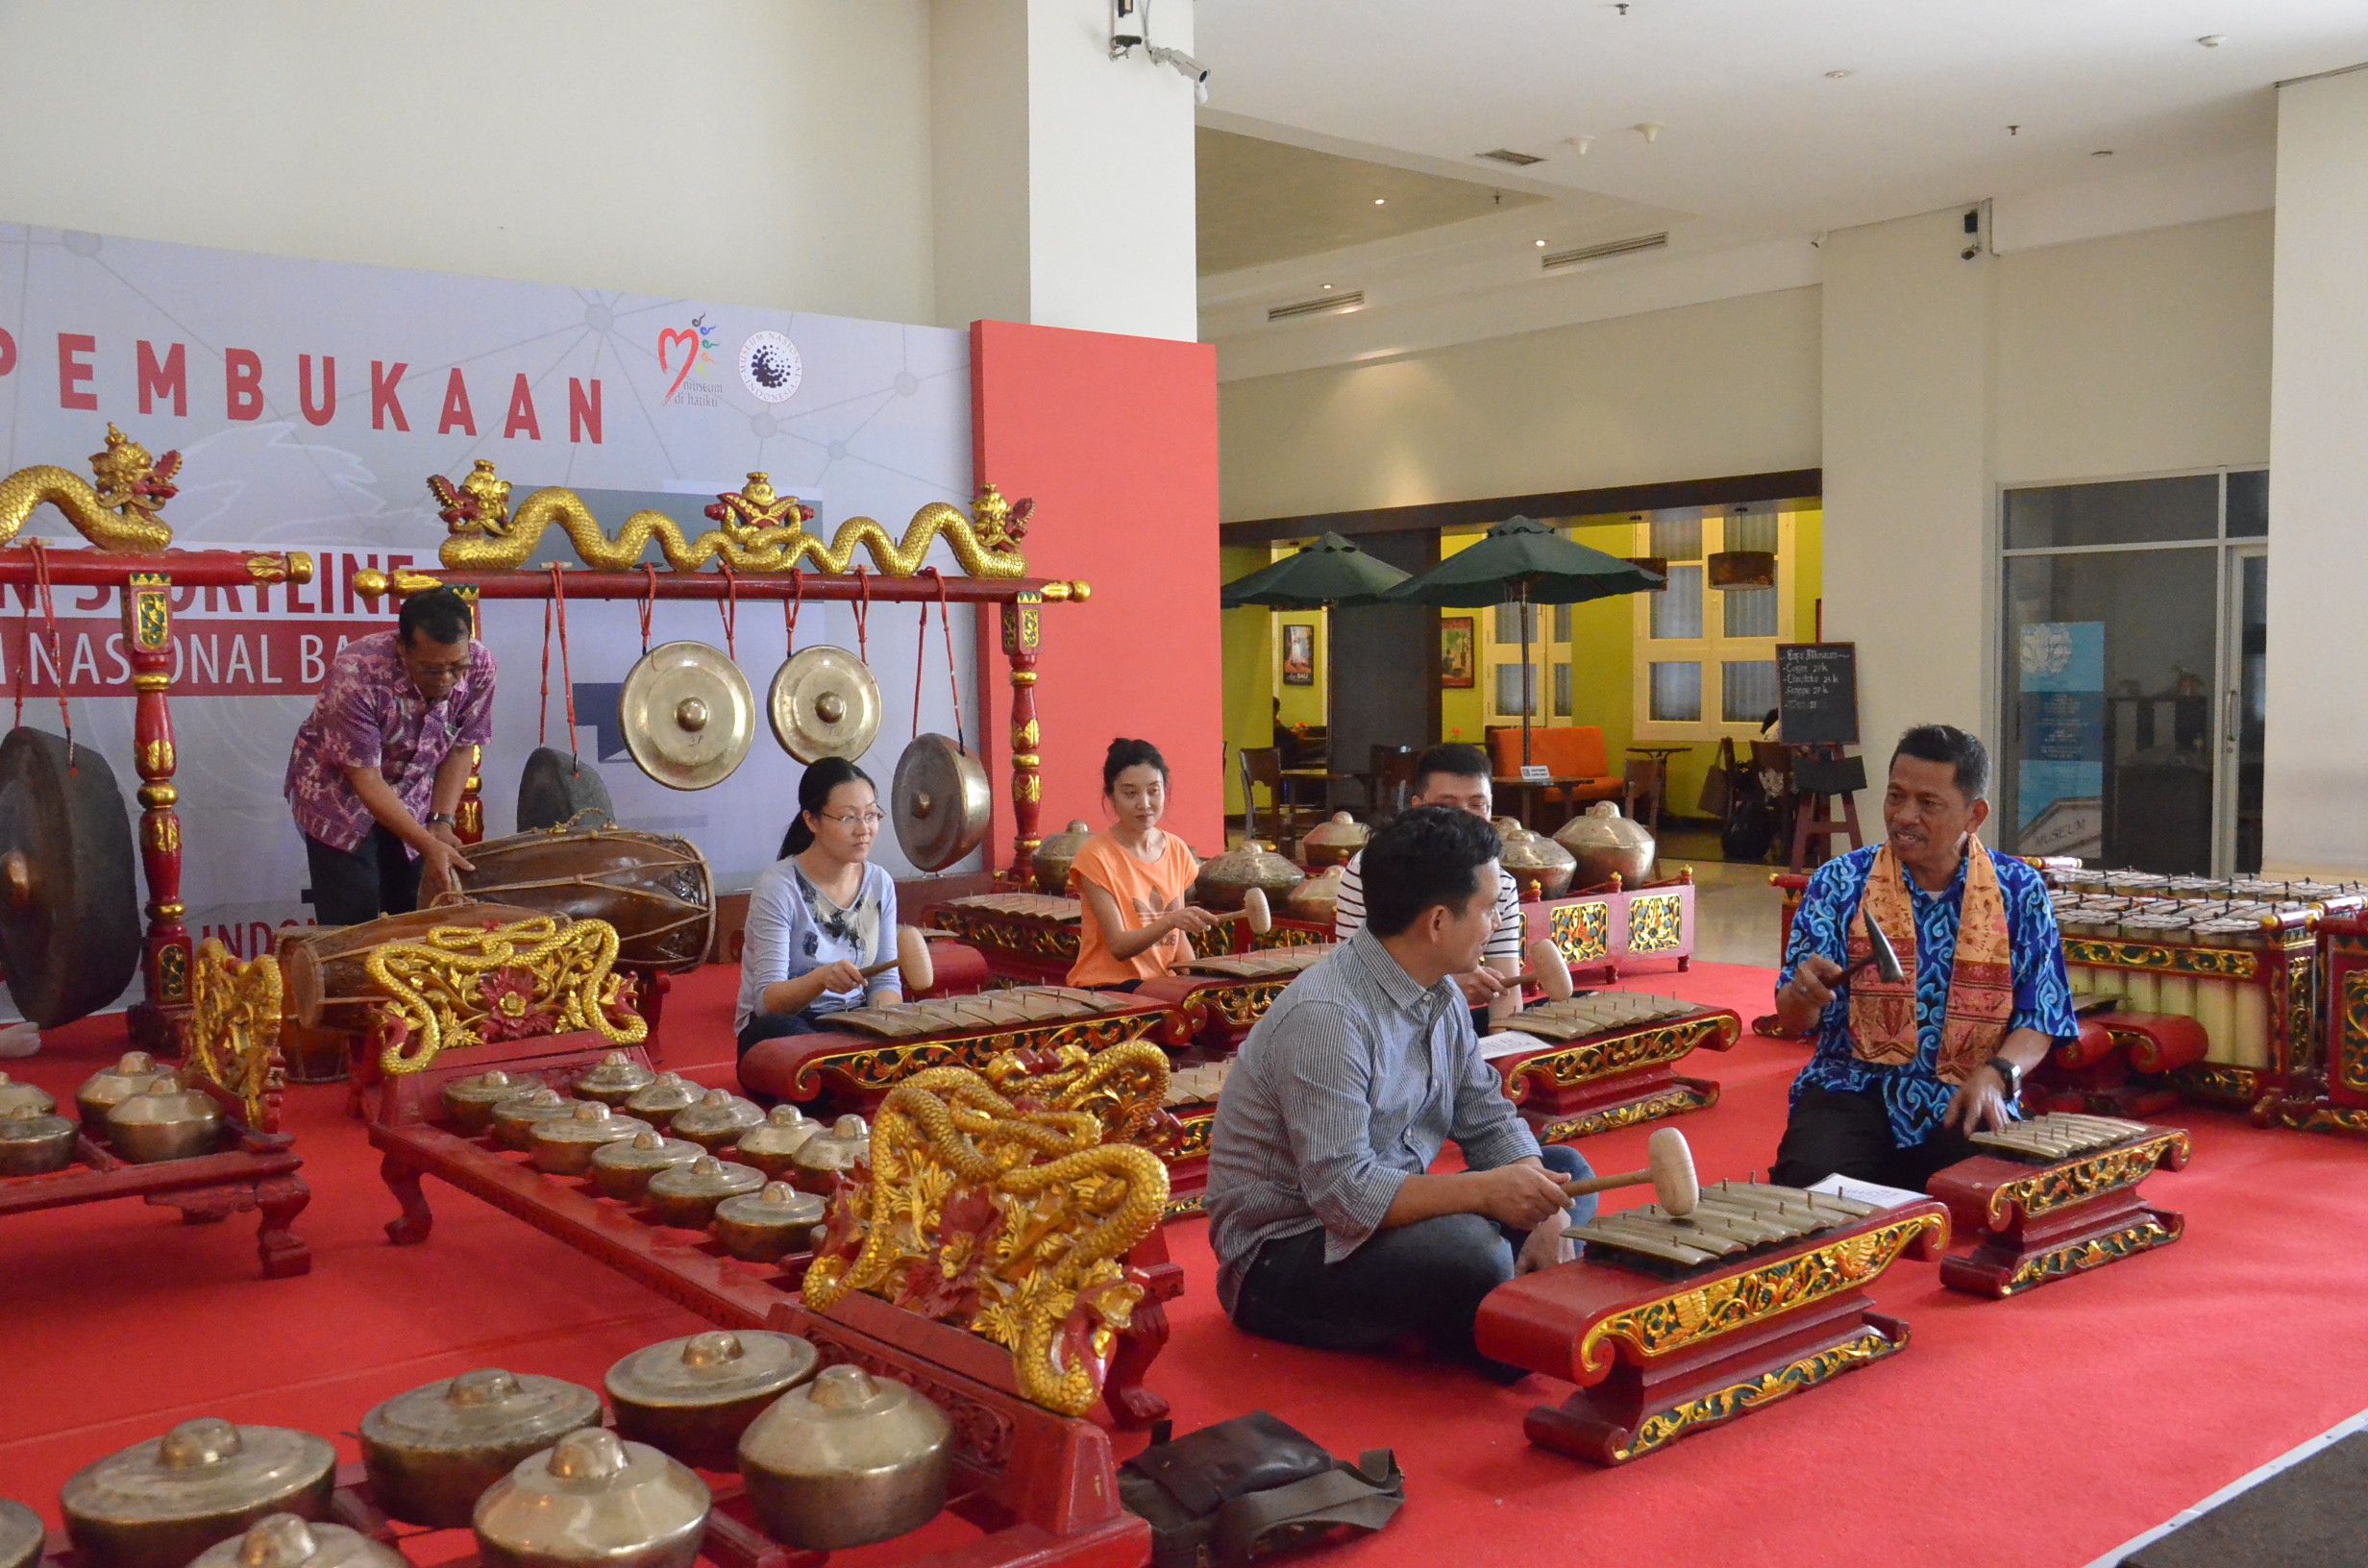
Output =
[{"x1": 1206, "y1": 807, "x2": 1597, "y2": 1370}]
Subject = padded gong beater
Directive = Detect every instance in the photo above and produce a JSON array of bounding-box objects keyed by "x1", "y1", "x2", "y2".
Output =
[
  {"x1": 0, "y1": 728, "x2": 142, "y2": 1028},
  {"x1": 892, "y1": 733, "x2": 992, "y2": 872},
  {"x1": 517, "y1": 745, "x2": 617, "y2": 832},
  {"x1": 768, "y1": 644, "x2": 881, "y2": 764},
  {"x1": 620, "y1": 641, "x2": 755, "y2": 791}
]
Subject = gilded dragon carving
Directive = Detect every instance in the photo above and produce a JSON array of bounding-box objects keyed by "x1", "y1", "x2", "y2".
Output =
[
  {"x1": 0, "y1": 424, "x2": 181, "y2": 552},
  {"x1": 428, "y1": 459, "x2": 1031, "y2": 577},
  {"x1": 802, "y1": 1045, "x2": 1173, "y2": 1417},
  {"x1": 183, "y1": 940, "x2": 287, "y2": 1133},
  {"x1": 366, "y1": 915, "x2": 648, "y2": 1075}
]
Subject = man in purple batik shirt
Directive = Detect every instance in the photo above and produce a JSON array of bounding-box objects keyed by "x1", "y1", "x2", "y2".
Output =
[{"x1": 284, "y1": 586, "x2": 495, "y2": 925}]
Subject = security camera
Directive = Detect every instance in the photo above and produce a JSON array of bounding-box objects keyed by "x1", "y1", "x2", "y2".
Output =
[{"x1": 1148, "y1": 43, "x2": 1211, "y2": 102}]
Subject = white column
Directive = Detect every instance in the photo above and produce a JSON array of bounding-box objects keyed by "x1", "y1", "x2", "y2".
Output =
[
  {"x1": 930, "y1": 0, "x2": 1197, "y2": 340},
  {"x1": 1818, "y1": 208, "x2": 1997, "y2": 808},
  {"x1": 2262, "y1": 66, "x2": 2368, "y2": 874}
]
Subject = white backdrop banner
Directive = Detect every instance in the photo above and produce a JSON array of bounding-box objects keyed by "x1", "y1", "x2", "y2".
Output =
[{"x1": 0, "y1": 224, "x2": 974, "y2": 1009}]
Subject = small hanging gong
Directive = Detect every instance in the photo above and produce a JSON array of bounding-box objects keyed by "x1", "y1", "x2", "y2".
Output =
[
  {"x1": 768, "y1": 645, "x2": 881, "y2": 764},
  {"x1": 517, "y1": 746, "x2": 617, "y2": 832},
  {"x1": 0, "y1": 727, "x2": 142, "y2": 1028},
  {"x1": 892, "y1": 733, "x2": 992, "y2": 873},
  {"x1": 620, "y1": 641, "x2": 755, "y2": 791}
]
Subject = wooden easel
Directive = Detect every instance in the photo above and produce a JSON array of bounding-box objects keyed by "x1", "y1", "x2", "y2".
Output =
[{"x1": 1787, "y1": 745, "x2": 1865, "y2": 871}]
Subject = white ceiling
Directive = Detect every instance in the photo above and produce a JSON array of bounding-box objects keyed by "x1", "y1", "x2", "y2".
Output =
[{"x1": 1194, "y1": 1, "x2": 2368, "y2": 241}]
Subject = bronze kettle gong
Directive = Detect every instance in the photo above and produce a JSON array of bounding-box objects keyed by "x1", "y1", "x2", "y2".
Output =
[{"x1": 61, "y1": 1417, "x2": 338, "y2": 1568}]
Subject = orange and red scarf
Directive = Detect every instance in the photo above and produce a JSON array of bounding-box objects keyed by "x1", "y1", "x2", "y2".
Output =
[{"x1": 1848, "y1": 837, "x2": 2013, "y2": 1085}]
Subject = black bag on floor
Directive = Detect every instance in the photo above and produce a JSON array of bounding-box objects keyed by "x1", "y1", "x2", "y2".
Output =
[{"x1": 1119, "y1": 1411, "x2": 1406, "y2": 1568}]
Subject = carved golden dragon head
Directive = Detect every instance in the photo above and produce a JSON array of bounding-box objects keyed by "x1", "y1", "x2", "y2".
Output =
[
  {"x1": 428, "y1": 459, "x2": 515, "y2": 539},
  {"x1": 88, "y1": 424, "x2": 181, "y2": 518},
  {"x1": 973, "y1": 483, "x2": 1033, "y2": 548}
]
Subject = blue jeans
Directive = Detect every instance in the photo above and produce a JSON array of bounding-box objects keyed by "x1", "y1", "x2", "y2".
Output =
[{"x1": 1230, "y1": 1143, "x2": 1595, "y2": 1371}]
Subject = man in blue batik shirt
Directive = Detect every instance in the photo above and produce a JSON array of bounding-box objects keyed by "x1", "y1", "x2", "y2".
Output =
[{"x1": 1767, "y1": 724, "x2": 2079, "y2": 1192}]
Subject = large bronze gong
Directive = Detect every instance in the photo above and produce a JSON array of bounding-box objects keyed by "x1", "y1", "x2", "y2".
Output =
[
  {"x1": 0, "y1": 728, "x2": 142, "y2": 1028},
  {"x1": 767, "y1": 645, "x2": 880, "y2": 764},
  {"x1": 891, "y1": 734, "x2": 991, "y2": 873},
  {"x1": 517, "y1": 747, "x2": 616, "y2": 833},
  {"x1": 620, "y1": 642, "x2": 754, "y2": 791}
]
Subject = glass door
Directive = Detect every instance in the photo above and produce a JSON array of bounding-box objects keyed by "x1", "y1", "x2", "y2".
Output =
[{"x1": 2217, "y1": 545, "x2": 2267, "y2": 872}]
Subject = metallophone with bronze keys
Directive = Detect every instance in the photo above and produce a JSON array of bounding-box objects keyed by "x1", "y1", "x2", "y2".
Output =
[
  {"x1": 1926, "y1": 1111, "x2": 2191, "y2": 1298},
  {"x1": 1476, "y1": 1129, "x2": 1951, "y2": 1465},
  {"x1": 1481, "y1": 990, "x2": 1744, "y2": 1145}
]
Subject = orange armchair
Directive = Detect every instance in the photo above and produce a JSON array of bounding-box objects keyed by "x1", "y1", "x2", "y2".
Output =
[{"x1": 1486, "y1": 726, "x2": 1625, "y2": 821}]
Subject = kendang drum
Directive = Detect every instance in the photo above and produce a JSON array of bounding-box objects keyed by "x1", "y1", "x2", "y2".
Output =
[
  {"x1": 280, "y1": 903, "x2": 542, "y2": 1035},
  {"x1": 450, "y1": 827, "x2": 712, "y2": 973}
]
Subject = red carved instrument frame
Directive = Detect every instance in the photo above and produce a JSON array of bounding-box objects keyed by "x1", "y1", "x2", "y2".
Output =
[{"x1": 1928, "y1": 1126, "x2": 2188, "y2": 1299}]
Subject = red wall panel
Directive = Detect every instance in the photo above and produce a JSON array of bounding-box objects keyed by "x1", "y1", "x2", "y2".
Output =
[{"x1": 971, "y1": 319, "x2": 1223, "y2": 868}]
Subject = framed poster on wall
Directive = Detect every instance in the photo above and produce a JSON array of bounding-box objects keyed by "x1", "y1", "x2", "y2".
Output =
[
  {"x1": 1440, "y1": 616, "x2": 1475, "y2": 688},
  {"x1": 1282, "y1": 623, "x2": 1316, "y2": 685}
]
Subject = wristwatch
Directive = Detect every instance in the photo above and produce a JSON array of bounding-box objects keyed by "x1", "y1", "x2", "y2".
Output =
[
  {"x1": 1986, "y1": 1054, "x2": 2022, "y2": 1102},
  {"x1": 427, "y1": 812, "x2": 457, "y2": 827}
]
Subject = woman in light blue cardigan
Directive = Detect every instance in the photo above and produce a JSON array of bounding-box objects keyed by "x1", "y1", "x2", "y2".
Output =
[{"x1": 732, "y1": 756, "x2": 900, "y2": 1059}]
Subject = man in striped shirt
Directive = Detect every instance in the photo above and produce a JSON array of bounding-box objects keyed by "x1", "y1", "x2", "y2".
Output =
[
  {"x1": 1335, "y1": 745, "x2": 1524, "y2": 1028},
  {"x1": 1207, "y1": 807, "x2": 1595, "y2": 1374}
]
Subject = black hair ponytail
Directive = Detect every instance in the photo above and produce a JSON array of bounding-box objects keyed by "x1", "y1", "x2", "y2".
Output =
[
  {"x1": 1101, "y1": 738, "x2": 1170, "y2": 797},
  {"x1": 780, "y1": 756, "x2": 875, "y2": 858}
]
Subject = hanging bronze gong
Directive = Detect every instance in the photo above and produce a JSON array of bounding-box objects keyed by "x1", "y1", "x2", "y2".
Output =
[
  {"x1": 518, "y1": 746, "x2": 617, "y2": 832},
  {"x1": 0, "y1": 728, "x2": 142, "y2": 1029},
  {"x1": 891, "y1": 734, "x2": 991, "y2": 873},
  {"x1": 620, "y1": 642, "x2": 754, "y2": 791},
  {"x1": 768, "y1": 645, "x2": 881, "y2": 765}
]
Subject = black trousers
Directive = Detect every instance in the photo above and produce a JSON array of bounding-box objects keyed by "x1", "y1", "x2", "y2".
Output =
[
  {"x1": 1230, "y1": 1143, "x2": 1592, "y2": 1372},
  {"x1": 304, "y1": 827, "x2": 421, "y2": 928},
  {"x1": 1769, "y1": 1084, "x2": 1981, "y2": 1192}
]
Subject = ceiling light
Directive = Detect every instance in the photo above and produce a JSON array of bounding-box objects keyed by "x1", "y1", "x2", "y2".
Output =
[
  {"x1": 1534, "y1": 239, "x2": 1547, "y2": 247},
  {"x1": 1373, "y1": 198, "x2": 1387, "y2": 206},
  {"x1": 1564, "y1": 135, "x2": 1594, "y2": 156},
  {"x1": 1636, "y1": 122, "x2": 1664, "y2": 145},
  {"x1": 1321, "y1": 283, "x2": 1333, "y2": 290},
  {"x1": 1825, "y1": 69, "x2": 1851, "y2": 79},
  {"x1": 2198, "y1": 34, "x2": 2226, "y2": 47}
]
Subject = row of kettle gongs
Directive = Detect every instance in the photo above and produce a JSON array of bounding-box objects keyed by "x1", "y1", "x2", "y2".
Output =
[{"x1": 617, "y1": 640, "x2": 989, "y2": 873}]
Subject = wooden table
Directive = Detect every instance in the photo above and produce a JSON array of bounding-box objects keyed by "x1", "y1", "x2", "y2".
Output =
[{"x1": 1492, "y1": 775, "x2": 1591, "y2": 832}]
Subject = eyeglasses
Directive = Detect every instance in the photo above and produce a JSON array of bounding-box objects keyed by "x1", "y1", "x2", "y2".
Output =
[{"x1": 820, "y1": 810, "x2": 885, "y2": 828}]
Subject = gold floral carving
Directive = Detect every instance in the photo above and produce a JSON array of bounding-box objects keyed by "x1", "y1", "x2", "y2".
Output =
[
  {"x1": 183, "y1": 939, "x2": 286, "y2": 1131},
  {"x1": 1505, "y1": 1017, "x2": 1733, "y2": 1097},
  {"x1": 2002, "y1": 1218, "x2": 2179, "y2": 1293},
  {"x1": 368, "y1": 916, "x2": 646, "y2": 1075},
  {"x1": 925, "y1": 907, "x2": 1082, "y2": 963},
  {"x1": 0, "y1": 425, "x2": 179, "y2": 551},
  {"x1": 2273, "y1": 1103, "x2": 2368, "y2": 1138},
  {"x1": 1577, "y1": 1213, "x2": 1946, "y2": 1376},
  {"x1": 1627, "y1": 892, "x2": 1686, "y2": 954},
  {"x1": 2286, "y1": 951, "x2": 2316, "y2": 1077},
  {"x1": 2172, "y1": 1063, "x2": 2260, "y2": 1105},
  {"x1": 1167, "y1": 1109, "x2": 1216, "y2": 1162},
  {"x1": 1984, "y1": 1133, "x2": 2188, "y2": 1227},
  {"x1": 2063, "y1": 939, "x2": 2259, "y2": 980},
  {"x1": 802, "y1": 1046, "x2": 1172, "y2": 1417},
  {"x1": 1535, "y1": 1084, "x2": 1715, "y2": 1143},
  {"x1": 2340, "y1": 970, "x2": 2368, "y2": 1094},
  {"x1": 431, "y1": 458, "x2": 1029, "y2": 577},
  {"x1": 793, "y1": 1013, "x2": 1160, "y2": 1096},
  {"x1": 1612, "y1": 1328, "x2": 1900, "y2": 1462},
  {"x1": 1547, "y1": 901, "x2": 1611, "y2": 964},
  {"x1": 1199, "y1": 977, "x2": 1295, "y2": 1030}
]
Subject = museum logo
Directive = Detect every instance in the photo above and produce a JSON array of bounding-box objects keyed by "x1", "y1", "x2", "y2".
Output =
[
  {"x1": 738, "y1": 331, "x2": 802, "y2": 404},
  {"x1": 657, "y1": 314, "x2": 722, "y2": 406}
]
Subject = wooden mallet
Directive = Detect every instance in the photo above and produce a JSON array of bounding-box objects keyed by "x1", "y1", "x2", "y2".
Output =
[
  {"x1": 1502, "y1": 938, "x2": 1574, "y2": 1003},
  {"x1": 1199, "y1": 885, "x2": 1273, "y2": 935},
  {"x1": 1559, "y1": 1126, "x2": 1700, "y2": 1217},
  {"x1": 858, "y1": 924, "x2": 936, "y2": 994}
]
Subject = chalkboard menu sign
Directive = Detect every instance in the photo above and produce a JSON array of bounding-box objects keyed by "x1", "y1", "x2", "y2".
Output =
[{"x1": 1776, "y1": 642, "x2": 1859, "y2": 745}]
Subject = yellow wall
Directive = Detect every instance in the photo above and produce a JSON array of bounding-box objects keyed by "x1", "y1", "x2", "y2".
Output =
[
  {"x1": 1273, "y1": 610, "x2": 1328, "y2": 730},
  {"x1": 1220, "y1": 545, "x2": 1275, "y2": 817}
]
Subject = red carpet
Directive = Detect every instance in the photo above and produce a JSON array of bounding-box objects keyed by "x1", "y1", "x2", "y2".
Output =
[{"x1": 6, "y1": 958, "x2": 2366, "y2": 1568}]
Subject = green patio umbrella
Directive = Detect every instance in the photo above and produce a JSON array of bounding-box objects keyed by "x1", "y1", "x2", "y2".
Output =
[
  {"x1": 1221, "y1": 532, "x2": 1412, "y2": 827},
  {"x1": 1381, "y1": 516, "x2": 1664, "y2": 768}
]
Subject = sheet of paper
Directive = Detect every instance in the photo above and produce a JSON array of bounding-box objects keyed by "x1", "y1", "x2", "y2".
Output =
[{"x1": 1808, "y1": 1173, "x2": 1928, "y2": 1211}]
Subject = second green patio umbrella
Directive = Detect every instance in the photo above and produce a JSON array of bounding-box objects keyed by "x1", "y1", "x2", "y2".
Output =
[{"x1": 1382, "y1": 516, "x2": 1664, "y2": 768}]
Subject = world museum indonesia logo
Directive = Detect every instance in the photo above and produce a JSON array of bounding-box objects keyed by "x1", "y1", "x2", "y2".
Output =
[
  {"x1": 739, "y1": 331, "x2": 802, "y2": 404},
  {"x1": 657, "y1": 314, "x2": 722, "y2": 406}
]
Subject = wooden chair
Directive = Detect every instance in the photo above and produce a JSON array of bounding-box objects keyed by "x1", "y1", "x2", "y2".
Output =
[
  {"x1": 1622, "y1": 756, "x2": 1665, "y2": 837},
  {"x1": 1365, "y1": 745, "x2": 1421, "y2": 819},
  {"x1": 1240, "y1": 746, "x2": 1324, "y2": 841}
]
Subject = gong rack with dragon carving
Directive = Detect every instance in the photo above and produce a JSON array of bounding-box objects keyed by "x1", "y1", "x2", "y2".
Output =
[
  {"x1": 357, "y1": 457, "x2": 1090, "y2": 884},
  {"x1": 361, "y1": 914, "x2": 1186, "y2": 1435},
  {"x1": 0, "y1": 427, "x2": 315, "y2": 1048},
  {"x1": 0, "y1": 939, "x2": 311, "y2": 1279}
]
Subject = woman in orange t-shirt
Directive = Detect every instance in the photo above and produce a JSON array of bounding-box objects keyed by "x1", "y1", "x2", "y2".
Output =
[{"x1": 1067, "y1": 738, "x2": 1214, "y2": 990}]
